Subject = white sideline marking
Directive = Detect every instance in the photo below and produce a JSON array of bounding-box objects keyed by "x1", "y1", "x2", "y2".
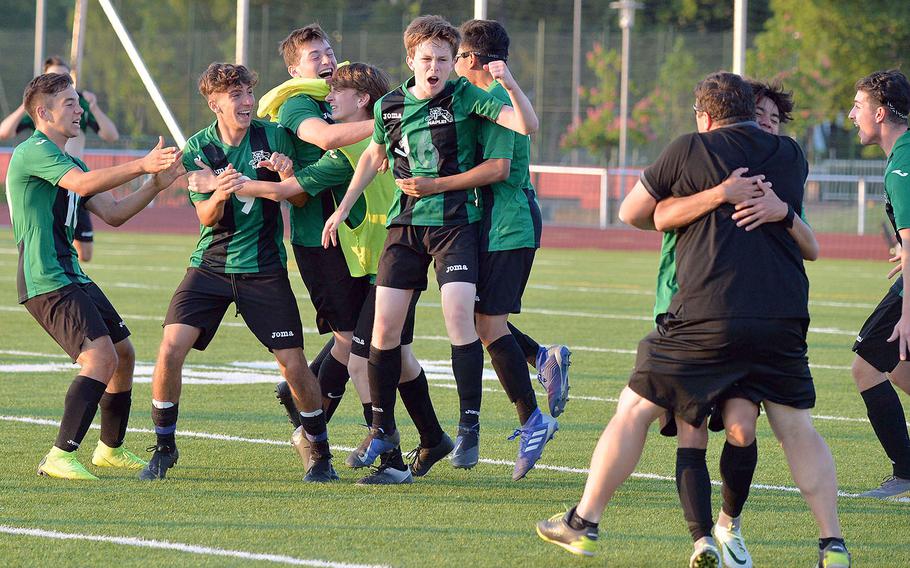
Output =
[
  {"x1": 0, "y1": 525, "x2": 387, "y2": 568},
  {"x1": 0, "y1": 414, "x2": 878, "y2": 500}
]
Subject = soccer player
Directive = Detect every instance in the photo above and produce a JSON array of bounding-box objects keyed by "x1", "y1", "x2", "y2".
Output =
[
  {"x1": 321, "y1": 14, "x2": 539, "y2": 472},
  {"x1": 847, "y1": 69, "x2": 910, "y2": 501},
  {"x1": 651, "y1": 81, "x2": 820, "y2": 567},
  {"x1": 7, "y1": 72, "x2": 181, "y2": 480},
  {"x1": 0, "y1": 56, "x2": 120, "y2": 263},
  {"x1": 139, "y1": 63, "x2": 336, "y2": 483},
  {"x1": 264, "y1": 25, "x2": 378, "y2": 423},
  {"x1": 190, "y1": 62, "x2": 453, "y2": 484},
  {"x1": 436, "y1": 18, "x2": 562, "y2": 479},
  {"x1": 536, "y1": 72, "x2": 850, "y2": 568}
]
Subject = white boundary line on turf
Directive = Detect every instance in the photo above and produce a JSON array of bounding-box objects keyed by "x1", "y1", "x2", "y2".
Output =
[
  {"x1": 3, "y1": 414, "x2": 879, "y2": 500},
  {"x1": 0, "y1": 525, "x2": 388, "y2": 568}
]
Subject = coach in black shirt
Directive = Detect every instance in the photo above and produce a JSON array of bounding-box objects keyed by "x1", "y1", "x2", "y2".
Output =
[{"x1": 536, "y1": 72, "x2": 849, "y2": 567}]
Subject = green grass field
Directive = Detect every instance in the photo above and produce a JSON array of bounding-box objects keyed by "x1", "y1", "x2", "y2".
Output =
[{"x1": 1, "y1": 230, "x2": 908, "y2": 567}]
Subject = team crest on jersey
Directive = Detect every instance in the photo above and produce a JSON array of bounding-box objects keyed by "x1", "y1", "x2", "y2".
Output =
[
  {"x1": 249, "y1": 149, "x2": 271, "y2": 168},
  {"x1": 427, "y1": 107, "x2": 454, "y2": 126}
]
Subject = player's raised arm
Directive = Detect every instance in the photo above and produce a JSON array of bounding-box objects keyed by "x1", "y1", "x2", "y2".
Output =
[
  {"x1": 485, "y1": 61, "x2": 538, "y2": 135},
  {"x1": 59, "y1": 136, "x2": 179, "y2": 197},
  {"x1": 85, "y1": 152, "x2": 186, "y2": 227},
  {"x1": 321, "y1": 139, "x2": 383, "y2": 247},
  {"x1": 81, "y1": 90, "x2": 120, "y2": 143},
  {"x1": 0, "y1": 104, "x2": 27, "y2": 140},
  {"x1": 298, "y1": 116, "x2": 373, "y2": 151},
  {"x1": 397, "y1": 158, "x2": 510, "y2": 197}
]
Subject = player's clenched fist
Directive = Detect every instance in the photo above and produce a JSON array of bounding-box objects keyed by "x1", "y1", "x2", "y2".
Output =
[
  {"x1": 484, "y1": 60, "x2": 516, "y2": 91},
  {"x1": 258, "y1": 152, "x2": 294, "y2": 180},
  {"x1": 140, "y1": 136, "x2": 180, "y2": 174}
]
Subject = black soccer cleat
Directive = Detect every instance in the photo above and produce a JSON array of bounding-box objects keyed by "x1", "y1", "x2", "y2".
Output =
[
  {"x1": 407, "y1": 432, "x2": 455, "y2": 477},
  {"x1": 357, "y1": 447, "x2": 413, "y2": 485},
  {"x1": 275, "y1": 381, "x2": 301, "y2": 428},
  {"x1": 138, "y1": 445, "x2": 179, "y2": 480}
]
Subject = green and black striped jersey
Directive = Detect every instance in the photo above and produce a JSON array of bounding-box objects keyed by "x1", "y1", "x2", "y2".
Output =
[
  {"x1": 373, "y1": 76, "x2": 512, "y2": 227},
  {"x1": 7, "y1": 130, "x2": 92, "y2": 303},
  {"x1": 183, "y1": 119, "x2": 295, "y2": 273},
  {"x1": 478, "y1": 81, "x2": 541, "y2": 251}
]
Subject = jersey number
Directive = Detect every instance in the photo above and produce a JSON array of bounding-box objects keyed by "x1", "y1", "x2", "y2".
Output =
[
  {"x1": 64, "y1": 192, "x2": 79, "y2": 229},
  {"x1": 406, "y1": 130, "x2": 439, "y2": 172},
  {"x1": 235, "y1": 194, "x2": 255, "y2": 214}
]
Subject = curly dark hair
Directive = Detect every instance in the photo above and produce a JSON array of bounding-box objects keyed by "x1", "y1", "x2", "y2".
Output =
[
  {"x1": 749, "y1": 80, "x2": 794, "y2": 124},
  {"x1": 197, "y1": 63, "x2": 258, "y2": 98},
  {"x1": 855, "y1": 69, "x2": 910, "y2": 124}
]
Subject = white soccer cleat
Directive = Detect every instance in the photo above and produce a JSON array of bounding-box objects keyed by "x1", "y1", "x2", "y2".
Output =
[{"x1": 713, "y1": 521, "x2": 752, "y2": 568}]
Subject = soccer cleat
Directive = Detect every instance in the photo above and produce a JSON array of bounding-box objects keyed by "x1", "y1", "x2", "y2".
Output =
[
  {"x1": 37, "y1": 447, "x2": 99, "y2": 480},
  {"x1": 304, "y1": 455, "x2": 339, "y2": 483},
  {"x1": 357, "y1": 447, "x2": 413, "y2": 485},
  {"x1": 857, "y1": 475, "x2": 910, "y2": 500},
  {"x1": 536, "y1": 345, "x2": 571, "y2": 417},
  {"x1": 535, "y1": 510, "x2": 598, "y2": 557},
  {"x1": 345, "y1": 429, "x2": 373, "y2": 468},
  {"x1": 357, "y1": 427, "x2": 401, "y2": 468},
  {"x1": 450, "y1": 423, "x2": 480, "y2": 469},
  {"x1": 275, "y1": 381, "x2": 301, "y2": 428},
  {"x1": 291, "y1": 426, "x2": 313, "y2": 472},
  {"x1": 138, "y1": 445, "x2": 179, "y2": 480},
  {"x1": 406, "y1": 432, "x2": 455, "y2": 477},
  {"x1": 713, "y1": 521, "x2": 752, "y2": 568},
  {"x1": 818, "y1": 541, "x2": 851, "y2": 568},
  {"x1": 91, "y1": 441, "x2": 148, "y2": 470},
  {"x1": 690, "y1": 538, "x2": 721, "y2": 568},
  {"x1": 510, "y1": 408, "x2": 558, "y2": 481}
]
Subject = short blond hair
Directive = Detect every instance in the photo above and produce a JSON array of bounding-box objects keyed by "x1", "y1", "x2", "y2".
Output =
[
  {"x1": 279, "y1": 24, "x2": 330, "y2": 68},
  {"x1": 403, "y1": 15, "x2": 460, "y2": 58}
]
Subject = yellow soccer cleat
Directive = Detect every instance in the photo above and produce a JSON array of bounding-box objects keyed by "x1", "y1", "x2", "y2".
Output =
[
  {"x1": 91, "y1": 441, "x2": 148, "y2": 470},
  {"x1": 37, "y1": 447, "x2": 99, "y2": 480},
  {"x1": 536, "y1": 510, "x2": 598, "y2": 557}
]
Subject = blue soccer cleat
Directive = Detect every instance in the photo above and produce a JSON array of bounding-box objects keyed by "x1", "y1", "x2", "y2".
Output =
[
  {"x1": 510, "y1": 408, "x2": 558, "y2": 480},
  {"x1": 536, "y1": 345, "x2": 571, "y2": 417},
  {"x1": 450, "y1": 423, "x2": 480, "y2": 469},
  {"x1": 357, "y1": 427, "x2": 400, "y2": 468}
]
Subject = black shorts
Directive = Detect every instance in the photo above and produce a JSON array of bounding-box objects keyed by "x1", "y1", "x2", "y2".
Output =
[
  {"x1": 853, "y1": 281, "x2": 902, "y2": 373},
  {"x1": 628, "y1": 316, "x2": 814, "y2": 427},
  {"x1": 350, "y1": 286, "x2": 421, "y2": 358},
  {"x1": 658, "y1": 384, "x2": 762, "y2": 437},
  {"x1": 24, "y1": 282, "x2": 130, "y2": 362},
  {"x1": 164, "y1": 267, "x2": 303, "y2": 352},
  {"x1": 476, "y1": 248, "x2": 535, "y2": 315},
  {"x1": 375, "y1": 224, "x2": 479, "y2": 291},
  {"x1": 74, "y1": 206, "x2": 94, "y2": 242},
  {"x1": 293, "y1": 244, "x2": 371, "y2": 334}
]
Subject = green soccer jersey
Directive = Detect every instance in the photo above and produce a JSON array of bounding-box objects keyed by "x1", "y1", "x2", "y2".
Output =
[
  {"x1": 479, "y1": 81, "x2": 541, "y2": 251},
  {"x1": 18, "y1": 92, "x2": 99, "y2": 135},
  {"x1": 277, "y1": 93, "x2": 340, "y2": 247},
  {"x1": 885, "y1": 130, "x2": 910, "y2": 297},
  {"x1": 293, "y1": 148, "x2": 366, "y2": 230},
  {"x1": 183, "y1": 119, "x2": 294, "y2": 273},
  {"x1": 653, "y1": 232, "x2": 678, "y2": 319},
  {"x1": 7, "y1": 130, "x2": 92, "y2": 302},
  {"x1": 373, "y1": 76, "x2": 511, "y2": 226}
]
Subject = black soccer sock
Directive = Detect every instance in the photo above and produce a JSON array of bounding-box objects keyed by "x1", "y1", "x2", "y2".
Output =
[
  {"x1": 861, "y1": 381, "x2": 910, "y2": 478},
  {"x1": 362, "y1": 402, "x2": 373, "y2": 426},
  {"x1": 399, "y1": 369, "x2": 444, "y2": 448},
  {"x1": 676, "y1": 448, "x2": 714, "y2": 542},
  {"x1": 98, "y1": 390, "x2": 132, "y2": 448},
  {"x1": 507, "y1": 322, "x2": 542, "y2": 367},
  {"x1": 55, "y1": 375, "x2": 107, "y2": 452},
  {"x1": 487, "y1": 335, "x2": 538, "y2": 424},
  {"x1": 368, "y1": 346, "x2": 401, "y2": 434},
  {"x1": 151, "y1": 402, "x2": 179, "y2": 449},
  {"x1": 719, "y1": 440, "x2": 758, "y2": 518},
  {"x1": 318, "y1": 354, "x2": 349, "y2": 422},
  {"x1": 299, "y1": 408, "x2": 328, "y2": 452},
  {"x1": 309, "y1": 336, "x2": 335, "y2": 376},
  {"x1": 567, "y1": 505, "x2": 599, "y2": 531},
  {"x1": 452, "y1": 340, "x2": 484, "y2": 428}
]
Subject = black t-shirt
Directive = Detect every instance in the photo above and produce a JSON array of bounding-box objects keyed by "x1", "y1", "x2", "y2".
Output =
[{"x1": 641, "y1": 122, "x2": 809, "y2": 320}]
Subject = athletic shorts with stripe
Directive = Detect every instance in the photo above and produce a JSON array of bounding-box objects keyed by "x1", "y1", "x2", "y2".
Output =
[
  {"x1": 74, "y1": 206, "x2": 94, "y2": 242},
  {"x1": 164, "y1": 267, "x2": 303, "y2": 351},
  {"x1": 375, "y1": 224, "x2": 479, "y2": 291},
  {"x1": 628, "y1": 315, "x2": 815, "y2": 427},
  {"x1": 350, "y1": 285, "x2": 421, "y2": 359},
  {"x1": 24, "y1": 281, "x2": 130, "y2": 362},
  {"x1": 853, "y1": 279, "x2": 903, "y2": 373},
  {"x1": 293, "y1": 244, "x2": 371, "y2": 334}
]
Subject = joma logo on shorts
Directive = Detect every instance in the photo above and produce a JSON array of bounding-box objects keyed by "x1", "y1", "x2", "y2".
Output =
[
  {"x1": 271, "y1": 330, "x2": 295, "y2": 339},
  {"x1": 352, "y1": 336, "x2": 365, "y2": 345},
  {"x1": 445, "y1": 264, "x2": 468, "y2": 273}
]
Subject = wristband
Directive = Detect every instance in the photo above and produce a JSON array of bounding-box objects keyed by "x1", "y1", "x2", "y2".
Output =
[{"x1": 783, "y1": 204, "x2": 795, "y2": 229}]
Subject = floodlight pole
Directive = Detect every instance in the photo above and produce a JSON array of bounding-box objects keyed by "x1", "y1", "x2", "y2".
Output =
[
  {"x1": 733, "y1": 0, "x2": 747, "y2": 75},
  {"x1": 610, "y1": 1, "x2": 642, "y2": 169},
  {"x1": 34, "y1": 0, "x2": 46, "y2": 77},
  {"x1": 474, "y1": 0, "x2": 487, "y2": 19},
  {"x1": 96, "y1": 0, "x2": 186, "y2": 147},
  {"x1": 70, "y1": 0, "x2": 88, "y2": 88},
  {"x1": 236, "y1": 0, "x2": 249, "y2": 65},
  {"x1": 570, "y1": 0, "x2": 581, "y2": 164}
]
